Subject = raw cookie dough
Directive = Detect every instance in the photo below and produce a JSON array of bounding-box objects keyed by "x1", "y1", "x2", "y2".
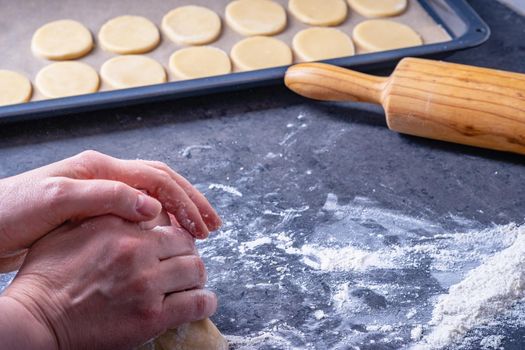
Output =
[
  {"x1": 162, "y1": 6, "x2": 221, "y2": 45},
  {"x1": 155, "y1": 319, "x2": 228, "y2": 350},
  {"x1": 31, "y1": 19, "x2": 93, "y2": 60},
  {"x1": 35, "y1": 62, "x2": 99, "y2": 98},
  {"x1": 0, "y1": 70, "x2": 32, "y2": 106},
  {"x1": 231, "y1": 36, "x2": 292, "y2": 71},
  {"x1": 353, "y1": 20, "x2": 422, "y2": 52},
  {"x1": 293, "y1": 27, "x2": 355, "y2": 61},
  {"x1": 98, "y1": 16, "x2": 160, "y2": 54},
  {"x1": 225, "y1": 0, "x2": 287, "y2": 36},
  {"x1": 169, "y1": 47, "x2": 231, "y2": 79},
  {"x1": 288, "y1": 0, "x2": 348, "y2": 26},
  {"x1": 347, "y1": 0, "x2": 407, "y2": 18},
  {"x1": 100, "y1": 55, "x2": 166, "y2": 89}
]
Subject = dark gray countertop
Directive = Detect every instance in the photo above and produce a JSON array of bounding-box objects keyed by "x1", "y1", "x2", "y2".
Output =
[{"x1": 1, "y1": 1, "x2": 525, "y2": 349}]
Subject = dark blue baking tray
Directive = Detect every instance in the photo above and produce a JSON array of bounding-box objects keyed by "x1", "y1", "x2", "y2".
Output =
[{"x1": 0, "y1": 0, "x2": 489, "y2": 124}]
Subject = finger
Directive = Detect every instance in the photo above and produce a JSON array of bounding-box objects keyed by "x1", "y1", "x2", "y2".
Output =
[
  {"x1": 144, "y1": 161, "x2": 222, "y2": 231},
  {"x1": 168, "y1": 213, "x2": 182, "y2": 228},
  {"x1": 47, "y1": 178, "x2": 162, "y2": 224},
  {"x1": 162, "y1": 290, "x2": 217, "y2": 329},
  {"x1": 157, "y1": 255, "x2": 206, "y2": 293},
  {"x1": 146, "y1": 226, "x2": 196, "y2": 259},
  {"x1": 53, "y1": 151, "x2": 210, "y2": 238}
]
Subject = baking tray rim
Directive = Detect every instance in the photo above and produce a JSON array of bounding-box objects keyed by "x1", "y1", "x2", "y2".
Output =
[{"x1": 0, "y1": 0, "x2": 490, "y2": 124}]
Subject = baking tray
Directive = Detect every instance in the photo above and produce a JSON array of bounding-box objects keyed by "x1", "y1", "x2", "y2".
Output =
[{"x1": 0, "y1": 0, "x2": 489, "y2": 124}]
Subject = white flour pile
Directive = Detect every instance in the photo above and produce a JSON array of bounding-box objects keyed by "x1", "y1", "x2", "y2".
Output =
[{"x1": 415, "y1": 225, "x2": 525, "y2": 349}]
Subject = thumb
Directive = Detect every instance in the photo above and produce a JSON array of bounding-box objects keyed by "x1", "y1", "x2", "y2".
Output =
[{"x1": 50, "y1": 177, "x2": 162, "y2": 223}]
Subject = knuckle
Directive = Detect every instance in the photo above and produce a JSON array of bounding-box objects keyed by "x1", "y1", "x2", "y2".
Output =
[
  {"x1": 76, "y1": 150, "x2": 103, "y2": 163},
  {"x1": 110, "y1": 182, "x2": 131, "y2": 204},
  {"x1": 191, "y1": 292, "x2": 212, "y2": 318},
  {"x1": 158, "y1": 228, "x2": 194, "y2": 254},
  {"x1": 70, "y1": 150, "x2": 105, "y2": 177},
  {"x1": 156, "y1": 171, "x2": 172, "y2": 187},
  {"x1": 42, "y1": 177, "x2": 71, "y2": 209},
  {"x1": 111, "y1": 236, "x2": 141, "y2": 264},
  {"x1": 191, "y1": 257, "x2": 207, "y2": 286},
  {"x1": 150, "y1": 160, "x2": 170, "y2": 172},
  {"x1": 137, "y1": 301, "x2": 163, "y2": 323}
]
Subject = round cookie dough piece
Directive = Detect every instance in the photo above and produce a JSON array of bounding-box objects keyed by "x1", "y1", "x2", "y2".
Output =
[
  {"x1": 98, "y1": 16, "x2": 160, "y2": 54},
  {"x1": 231, "y1": 36, "x2": 292, "y2": 71},
  {"x1": 100, "y1": 55, "x2": 166, "y2": 89},
  {"x1": 225, "y1": 0, "x2": 287, "y2": 36},
  {"x1": 31, "y1": 19, "x2": 93, "y2": 60},
  {"x1": 35, "y1": 62, "x2": 99, "y2": 98},
  {"x1": 353, "y1": 20, "x2": 422, "y2": 52},
  {"x1": 347, "y1": 0, "x2": 407, "y2": 18},
  {"x1": 288, "y1": 0, "x2": 348, "y2": 26},
  {"x1": 293, "y1": 27, "x2": 355, "y2": 61},
  {"x1": 0, "y1": 70, "x2": 32, "y2": 106},
  {"x1": 162, "y1": 6, "x2": 222, "y2": 45},
  {"x1": 169, "y1": 47, "x2": 231, "y2": 79}
]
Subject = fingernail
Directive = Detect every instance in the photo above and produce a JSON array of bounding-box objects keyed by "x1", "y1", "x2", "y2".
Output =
[{"x1": 136, "y1": 194, "x2": 161, "y2": 217}]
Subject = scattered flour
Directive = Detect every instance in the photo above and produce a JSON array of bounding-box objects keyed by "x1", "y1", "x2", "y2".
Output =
[
  {"x1": 179, "y1": 144, "x2": 212, "y2": 157},
  {"x1": 406, "y1": 308, "x2": 418, "y2": 320},
  {"x1": 480, "y1": 334, "x2": 505, "y2": 349},
  {"x1": 313, "y1": 310, "x2": 326, "y2": 320},
  {"x1": 411, "y1": 325, "x2": 424, "y2": 341},
  {"x1": 208, "y1": 183, "x2": 243, "y2": 197},
  {"x1": 415, "y1": 226, "x2": 525, "y2": 349},
  {"x1": 367, "y1": 324, "x2": 395, "y2": 332},
  {"x1": 300, "y1": 244, "x2": 392, "y2": 271},
  {"x1": 265, "y1": 152, "x2": 282, "y2": 159},
  {"x1": 239, "y1": 237, "x2": 272, "y2": 254}
]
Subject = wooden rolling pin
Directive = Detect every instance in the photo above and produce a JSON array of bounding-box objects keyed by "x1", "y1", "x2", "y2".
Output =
[{"x1": 284, "y1": 58, "x2": 525, "y2": 155}]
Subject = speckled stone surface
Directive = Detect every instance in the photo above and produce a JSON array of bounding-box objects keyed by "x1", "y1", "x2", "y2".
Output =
[{"x1": 1, "y1": 1, "x2": 525, "y2": 349}]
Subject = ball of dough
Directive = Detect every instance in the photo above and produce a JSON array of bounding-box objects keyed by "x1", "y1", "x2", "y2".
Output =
[
  {"x1": 31, "y1": 19, "x2": 94, "y2": 60},
  {"x1": 98, "y1": 16, "x2": 160, "y2": 54},
  {"x1": 353, "y1": 20, "x2": 422, "y2": 52},
  {"x1": 347, "y1": 0, "x2": 407, "y2": 18},
  {"x1": 162, "y1": 6, "x2": 222, "y2": 45},
  {"x1": 35, "y1": 62, "x2": 99, "y2": 98},
  {"x1": 169, "y1": 47, "x2": 231, "y2": 80},
  {"x1": 0, "y1": 70, "x2": 32, "y2": 106},
  {"x1": 288, "y1": 0, "x2": 348, "y2": 26},
  {"x1": 293, "y1": 27, "x2": 354, "y2": 62},
  {"x1": 100, "y1": 55, "x2": 166, "y2": 89},
  {"x1": 155, "y1": 319, "x2": 228, "y2": 350},
  {"x1": 231, "y1": 36, "x2": 292, "y2": 71},
  {"x1": 225, "y1": 0, "x2": 287, "y2": 36}
]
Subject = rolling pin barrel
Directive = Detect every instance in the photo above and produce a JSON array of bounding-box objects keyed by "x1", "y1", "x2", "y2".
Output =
[{"x1": 285, "y1": 58, "x2": 525, "y2": 155}]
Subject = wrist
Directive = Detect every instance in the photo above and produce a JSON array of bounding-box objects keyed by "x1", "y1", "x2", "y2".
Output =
[{"x1": 0, "y1": 295, "x2": 58, "y2": 350}]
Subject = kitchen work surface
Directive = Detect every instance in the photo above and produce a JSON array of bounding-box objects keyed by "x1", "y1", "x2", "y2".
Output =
[{"x1": 1, "y1": 1, "x2": 525, "y2": 349}]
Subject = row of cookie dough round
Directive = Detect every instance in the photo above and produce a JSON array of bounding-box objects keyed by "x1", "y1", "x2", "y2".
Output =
[
  {"x1": 32, "y1": 9, "x2": 222, "y2": 61},
  {"x1": 227, "y1": 0, "x2": 409, "y2": 35},
  {"x1": 32, "y1": 0, "x2": 409, "y2": 61},
  {"x1": 1, "y1": 20, "x2": 421, "y2": 105}
]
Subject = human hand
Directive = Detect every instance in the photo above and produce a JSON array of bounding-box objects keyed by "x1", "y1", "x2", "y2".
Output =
[
  {"x1": 1, "y1": 215, "x2": 217, "y2": 350},
  {"x1": 0, "y1": 150, "x2": 221, "y2": 257}
]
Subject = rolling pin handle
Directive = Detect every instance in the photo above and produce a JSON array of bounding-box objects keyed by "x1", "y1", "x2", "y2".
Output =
[{"x1": 284, "y1": 63, "x2": 388, "y2": 105}]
